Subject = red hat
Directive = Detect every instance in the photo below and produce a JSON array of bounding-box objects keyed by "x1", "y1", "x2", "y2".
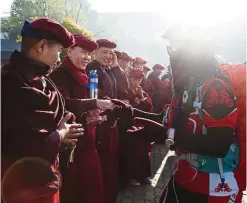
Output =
[
  {"x1": 96, "y1": 39, "x2": 117, "y2": 49},
  {"x1": 128, "y1": 68, "x2": 145, "y2": 79},
  {"x1": 115, "y1": 50, "x2": 122, "y2": 59},
  {"x1": 73, "y1": 34, "x2": 98, "y2": 52},
  {"x1": 120, "y1": 52, "x2": 133, "y2": 61},
  {"x1": 143, "y1": 65, "x2": 151, "y2": 71},
  {"x1": 132, "y1": 57, "x2": 147, "y2": 64},
  {"x1": 153, "y1": 64, "x2": 165, "y2": 70},
  {"x1": 21, "y1": 18, "x2": 75, "y2": 48}
]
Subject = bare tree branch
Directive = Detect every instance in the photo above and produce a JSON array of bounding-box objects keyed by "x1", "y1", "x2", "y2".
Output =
[
  {"x1": 76, "y1": 3, "x2": 82, "y2": 24},
  {"x1": 44, "y1": 0, "x2": 48, "y2": 17},
  {"x1": 66, "y1": 8, "x2": 73, "y2": 17},
  {"x1": 94, "y1": 28, "x2": 107, "y2": 37},
  {"x1": 79, "y1": 19, "x2": 87, "y2": 25},
  {"x1": 47, "y1": 0, "x2": 58, "y2": 14},
  {"x1": 64, "y1": 0, "x2": 68, "y2": 16},
  {"x1": 49, "y1": 0, "x2": 58, "y2": 7},
  {"x1": 30, "y1": 0, "x2": 42, "y2": 14}
]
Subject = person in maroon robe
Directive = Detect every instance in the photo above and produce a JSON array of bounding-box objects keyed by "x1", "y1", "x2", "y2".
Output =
[
  {"x1": 50, "y1": 35, "x2": 115, "y2": 203},
  {"x1": 143, "y1": 64, "x2": 150, "y2": 76},
  {"x1": 86, "y1": 39, "x2": 129, "y2": 99},
  {"x1": 115, "y1": 50, "x2": 122, "y2": 59},
  {"x1": 132, "y1": 57, "x2": 147, "y2": 70},
  {"x1": 161, "y1": 72, "x2": 171, "y2": 83},
  {"x1": 126, "y1": 68, "x2": 153, "y2": 113},
  {"x1": 118, "y1": 52, "x2": 133, "y2": 72},
  {"x1": 86, "y1": 39, "x2": 129, "y2": 203},
  {"x1": 148, "y1": 64, "x2": 172, "y2": 113},
  {"x1": 1, "y1": 18, "x2": 84, "y2": 203},
  {"x1": 119, "y1": 68, "x2": 153, "y2": 188},
  {"x1": 115, "y1": 50, "x2": 132, "y2": 94},
  {"x1": 141, "y1": 65, "x2": 154, "y2": 98}
]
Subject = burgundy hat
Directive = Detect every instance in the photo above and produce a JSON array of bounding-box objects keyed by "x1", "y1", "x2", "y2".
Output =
[
  {"x1": 120, "y1": 52, "x2": 133, "y2": 62},
  {"x1": 143, "y1": 65, "x2": 151, "y2": 71},
  {"x1": 153, "y1": 64, "x2": 165, "y2": 70},
  {"x1": 132, "y1": 57, "x2": 147, "y2": 64},
  {"x1": 128, "y1": 68, "x2": 145, "y2": 79},
  {"x1": 96, "y1": 39, "x2": 117, "y2": 49},
  {"x1": 73, "y1": 34, "x2": 98, "y2": 52},
  {"x1": 115, "y1": 50, "x2": 122, "y2": 59},
  {"x1": 21, "y1": 18, "x2": 75, "y2": 48}
]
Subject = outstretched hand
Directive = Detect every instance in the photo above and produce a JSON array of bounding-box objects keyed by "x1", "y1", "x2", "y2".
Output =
[
  {"x1": 57, "y1": 113, "x2": 84, "y2": 146},
  {"x1": 111, "y1": 99, "x2": 131, "y2": 108},
  {"x1": 134, "y1": 117, "x2": 164, "y2": 129},
  {"x1": 99, "y1": 100, "x2": 133, "y2": 129},
  {"x1": 96, "y1": 99, "x2": 115, "y2": 111},
  {"x1": 134, "y1": 117, "x2": 168, "y2": 143}
]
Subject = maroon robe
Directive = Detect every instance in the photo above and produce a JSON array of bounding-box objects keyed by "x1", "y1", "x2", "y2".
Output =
[
  {"x1": 2, "y1": 51, "x2": 66, "y2": 203},
  {"x1": 86, "y1": 60, "x2": 129, "y2": 203},
  {"x1": 86, "y1": 60, "x2": 129, "y2": 99},
  {"x1": 119, "y1": 90, "x2": 153, "y2": 188},
  {"x1": 141, "y1": 77, "x2": 155, "y2": 98},
  {"x1": 148, "y1": 72, "x2": 172, "y2": 113},
  {"x1": 49, "y1": 57, "x2": 104, "y2": 203}
]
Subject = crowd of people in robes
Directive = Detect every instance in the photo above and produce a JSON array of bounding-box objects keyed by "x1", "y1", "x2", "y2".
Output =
[{"x1": 1, "y1": 17, "x2": 246, "y2": 203}]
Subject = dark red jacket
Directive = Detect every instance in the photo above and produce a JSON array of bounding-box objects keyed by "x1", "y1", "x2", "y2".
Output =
[
  {"x1": 140, "y1": 77, "x2": 154, "y2": 98},
  {"x1": 2, "y1": 51, "x2": 65, "y2": 201}
]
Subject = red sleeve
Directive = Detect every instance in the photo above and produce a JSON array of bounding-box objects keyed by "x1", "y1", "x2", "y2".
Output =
[
  {"x1": 151, "y1": 78, "x2": 169, "y2": 89},
  {"x1": 141, "y1": 92, "x2": 153, "y2": 112},
  {"x1": 131, "y1": 92, "x2": 153, "y2": 113},
  {"x1": 146, "y1": 79, "x2": 155, "y2": 98},
  {"x1": 201, "y1": 78, "x2": 238, "y2": 129}
]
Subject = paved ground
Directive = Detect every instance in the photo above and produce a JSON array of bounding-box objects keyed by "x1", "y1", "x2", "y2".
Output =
[
  {"x1": 117, "y1": 144, "x2": 247, "y2": 203},
  {"x1": 243, "y1": 191, "x2": 247, "y2": 203},
  {"x1": 117, "y1": 144, "x2": 176, "y2": 203}
]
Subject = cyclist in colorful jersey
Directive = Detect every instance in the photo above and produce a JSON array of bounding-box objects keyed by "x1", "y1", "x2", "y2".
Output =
[{"x1": 110, "y1": 37, "x2": 245, "y2": 202}]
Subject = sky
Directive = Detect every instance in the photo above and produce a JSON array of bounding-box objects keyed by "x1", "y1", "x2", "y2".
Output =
[
  {"x1": 90, "y1": 0, "x2": 246, "y2": 28},
  {"x1": 0, "y1": 0, "x2": 12, "y2": 16},
  {"x1": 1, "y1": 0, "x2": 246, "y2": 31},
  {"x1": 1, "y1": 0, "x2": 246, "y2": 29},
  {"x1": 90, "y1": 0, "x2": 246, "y2": 13},
  {"x1": 0, "y1": 0, "x2": 245, "y2": 64},
  {"x1": 1, "y1": 0, "x2": 246, "y2": 17}
]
